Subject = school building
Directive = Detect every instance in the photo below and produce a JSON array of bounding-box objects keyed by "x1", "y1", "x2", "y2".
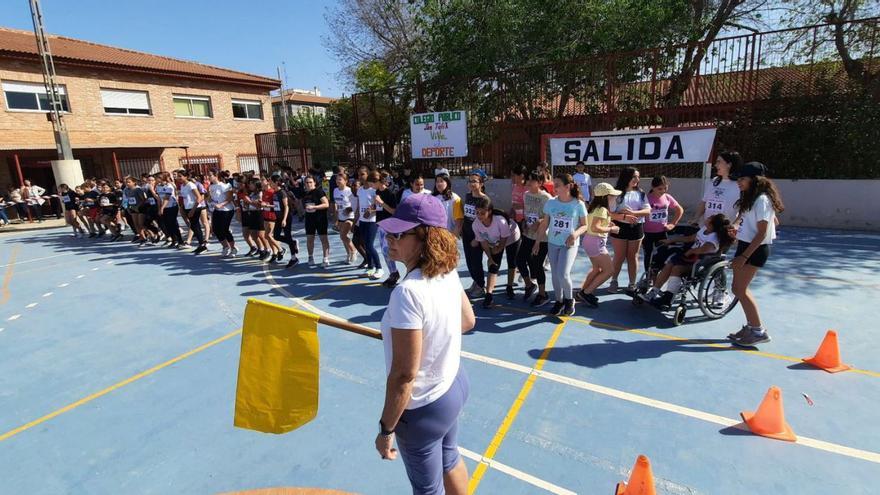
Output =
[
  {"x1": 271, "y1": 88, "x2": 335, "y2": 130},
  {"x1": 0, "y1": 26, "x2": 279, "y2": 191}
]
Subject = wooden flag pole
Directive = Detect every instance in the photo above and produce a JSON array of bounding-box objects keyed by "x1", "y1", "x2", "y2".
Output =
[{"x1": 316, "y1": 315, "x2": 382, "y2": 340}]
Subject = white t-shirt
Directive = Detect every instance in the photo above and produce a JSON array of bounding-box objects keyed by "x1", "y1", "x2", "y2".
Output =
[
  {"x1": 209, "y1": 182, "x2": 234, "y2": 211},
  {"x1": 180, "y1": 182, "x2": 205, "y2": 210},
  {"x1": 401, "y1": 188, "x2": 432, "y2": 202},
  {"x1": 380, "y1": 269, "x2": 462, "y2": 409},
  {"x1": 471, "y1": 214, "x2": 521, "y2": 247},
  {"x1": 356, "y1": 187, "x2": 377, "y2": 223},
  {"x1": 334, "y1": 187, "x2": 355, "y2": 221},
  {"x1": 611, "y1": 190, "x2": 650, "y2": 224},
  {"x1": 573, "y1": 172, "x2": 592, "y2": 200},
  {"x1": 702, "y1": 178, "x2": 740, "y2": 221},
  {"x1": 156, "y1": 184, "x2": 177, "y2": 208},
  {"x1": 692, "y1": 228, "x2": 720, "y2": 252},
  {"x1": 736, "y1": 194, "x2": 777, "y2": 245}
]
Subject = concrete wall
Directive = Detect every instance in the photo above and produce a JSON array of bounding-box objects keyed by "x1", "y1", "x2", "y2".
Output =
[{"x1": 427, "y1": 177, "x2": 880, "y2": 231}]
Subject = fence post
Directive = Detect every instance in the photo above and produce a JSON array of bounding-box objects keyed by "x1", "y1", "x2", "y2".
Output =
[{"x1": 111, "y1": 151, "x2": 122, "y2": 181}]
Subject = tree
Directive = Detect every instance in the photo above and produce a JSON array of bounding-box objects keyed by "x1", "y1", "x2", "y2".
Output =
[{"x1": 779, "y1": 0, "x2": 880, "y2": 92}]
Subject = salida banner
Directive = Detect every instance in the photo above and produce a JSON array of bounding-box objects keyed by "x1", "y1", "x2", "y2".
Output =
[
  {"x1": 411, "y1": 110, "x2": 468, "y2": 159},
  {"x1": 549, "y1": 128, "x2": 716, "y2": 166}
]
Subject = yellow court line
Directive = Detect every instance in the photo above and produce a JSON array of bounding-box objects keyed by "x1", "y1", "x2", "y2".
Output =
[
  {"x1": 1, "y1": 246, "x2": 19, "y2": 306},
  {"x1": 566, "y1": 316, "x2": 880, "y2": 378},
  {"x1": 0, "y1": 328, "x2": 243, "y2": 443},
  {"x1": 468, "y1": 319, "x2": 568, "y2": 495}
]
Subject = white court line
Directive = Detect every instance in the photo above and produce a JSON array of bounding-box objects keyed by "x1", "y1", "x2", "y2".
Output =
[
  {"x1": 0, "y1": 253, "x2": 68, "y2": 268},
  {"x1": 461, "y1": 351, "x2": 880, "y2": 465},
  {"x1": 75, "y1": 275, "x2": 85, "y2": 279},
  {"x1": 42, "y1": 292, "x2": 52, "y2": 298},
  {"x1": 58, "y1": 283, "x2": 69, "y2": 288},
  {"x1": 459, "y1": 447, "x2": 577, "y2": 495},
  {"x1": 25, "y1": 303, "x2": 37, "y2": 309},
  {"x1": 91, "y1": 267, "x2": 99, "y2": 271},
  {"x1": 7, "y1": 314, "x2": 20, "y2": 321}
]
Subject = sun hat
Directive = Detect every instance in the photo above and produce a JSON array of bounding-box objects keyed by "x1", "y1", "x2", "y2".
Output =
[
  {"x1": 378, "y1": 193, "x2": 448, "y2": 234},
  {"x1": 593, "y1": 182, "x2": 622, "y2": 197},
  {"x1": 730, "y1": 161, "x2": 767, "y2": 180}
]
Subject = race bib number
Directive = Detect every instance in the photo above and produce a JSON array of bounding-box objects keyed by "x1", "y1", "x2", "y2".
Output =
[
  {"x1": 551, "y1": 213, "x2": 572, "y2": 237},
  {"x1": 100, "y1": 197, "x2": 110, "y2": 207},
  {"x1": 526, "y1": 212, "x2": 539, "y2": 226},
  {"x1": 62, "y1": 195, "x2": 71, "y2": 203},
  {"x1": 464, "y1": 203, "x2": 476, "y2": 219},
  {"x1": 650, "y1": 208, "x2": 668, "y2": 223},
  {"x1": 128, "y1": 197, "x2": 136, "y2": 206},
  {"x1": 706, "y1": 201, "x2": 724, "y2": 213},
  {"x1": 274, "y1": 201, "x2": 281, "y2": 212},
  {"x1": 148, "y1": 197, "x2": 156, "y2": 206}
]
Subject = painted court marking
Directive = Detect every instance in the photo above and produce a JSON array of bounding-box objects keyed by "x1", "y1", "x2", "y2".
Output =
[
  {"x1": 458, "y1": 447, "x2": 576, "y2": 495},
  {"x1": 1, "y1": 246, "x2": 19, "y2": 306},
  {"x1": 0, "y1": 252, "x2": 65, "y2": 269},
  {"x1": 461, "y1": 350, "x2": 880, "y2": 464},
  {"x1": 7, "y1": 314, "x2": 21, "y2": 321},
  {"x1": 58, "y1": 283, "x2": 69, "y2": 288},
  {"x1": 25, "y1": 303, "x2": 37, "y2": 309},
  {"x1": 42, "y1": 292, "x2": 52, "y2": 298}
]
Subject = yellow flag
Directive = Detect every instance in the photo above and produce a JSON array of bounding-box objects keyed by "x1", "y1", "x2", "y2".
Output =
[{"x1": 234, "y1": 299, "x2": 320, "y2": 434}]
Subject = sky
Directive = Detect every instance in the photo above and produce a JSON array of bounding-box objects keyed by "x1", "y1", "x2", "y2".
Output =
[{"x1": 0, "y1": 0, "x2": 347, "y2": 97}]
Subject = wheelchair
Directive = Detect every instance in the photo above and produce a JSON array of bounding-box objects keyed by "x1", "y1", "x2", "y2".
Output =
[{"x1": 631, "y1": 241, "x2": 739, "y2": 326}]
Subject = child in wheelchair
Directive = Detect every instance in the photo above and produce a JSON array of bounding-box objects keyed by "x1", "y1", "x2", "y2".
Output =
[{"x1": 640, "y1": 214, "x2": 734, "y2": 309}]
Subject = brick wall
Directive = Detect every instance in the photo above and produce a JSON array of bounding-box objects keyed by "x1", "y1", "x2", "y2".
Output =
[{"x1": 0, "y1": 59, "x2": 275, "y2": 178}]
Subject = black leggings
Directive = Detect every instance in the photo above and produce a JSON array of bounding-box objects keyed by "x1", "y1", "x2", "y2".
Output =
[
  {"x1": 462, "y1": 219, "x2": 485, "y2": 288},
  {"x1": 162, "y1": 206, "x2": 184, "y2": 244},
  {"x1": 486, "y1": 239, "x2": 521, "y2": 276},
  {"x1": 516, "y1": 237, "x2": 548, "y2": 285},
  {"x1": 211, "y1": 209, "x2": 235, "y2": 243},
  {"x1": 273, "y1": 210, "x2": 297, "y2": 252},
  {"x1": 186, "y1": 207, "x2": 206, "y2": 245}
]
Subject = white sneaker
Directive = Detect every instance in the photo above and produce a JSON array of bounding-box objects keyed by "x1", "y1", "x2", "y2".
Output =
[
  {"x1": 230, "y1": 246, "x2": 238, "y2": 258},
  {"x1": 346, "y1": 253, "x2": 355, "y2": 265},
  {"x1": 369, "y1": 269, "x2": 384, "y2": 280},
  {"x1": 308, "y1": 256, "x2": 315, "y2": 266},
  {"x1": 322, "y1": 258, "x2": 330, "y2": 268},
  {"x1": 222, "y1": 247, "x2": 230, "y2": 258},
  {"x1": 361, "y1": 268, "x2": 375, "y2": 278},
  {"x1": 468, "y1": 285, "x2": 486, "y2": 298}
]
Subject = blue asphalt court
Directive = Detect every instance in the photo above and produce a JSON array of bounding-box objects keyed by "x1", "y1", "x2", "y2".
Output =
[{"x1": 1, "y1": 225, "x2": 878, "y2": 494}]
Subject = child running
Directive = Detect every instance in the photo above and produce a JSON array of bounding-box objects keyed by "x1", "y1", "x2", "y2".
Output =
[
  {"x1": 374, "y1": 171, "x2": 400, "y2": 287},
  {"x1": 642, "y1": 213, "x2": 734, "y2": 309},
  {"x1": 535, "y1": 174, "x2": 589, "y2": 317},
  {"x1": 332, "y1": 172, "x2": 357, "y2": 264},
  {"x1": 58, "y1": 184, "x2": 86, "y2": 237},
  {"x1": 302, "y1": 175, "x2": 330, "y2": 267},
  {"x1": 356, "y1": 171, "x2": 384, "y2": 280},
  {"x1": 471, "y1": 197, "x2": 521, "y2": 308},
  {"x1": 574, "y1": 183, "x2": 622, "y2": 308}
]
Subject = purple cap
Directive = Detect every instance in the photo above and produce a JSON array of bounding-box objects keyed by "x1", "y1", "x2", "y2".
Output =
[{"x1": 378, "y1": 193, "x2": 448, "y2": 234}]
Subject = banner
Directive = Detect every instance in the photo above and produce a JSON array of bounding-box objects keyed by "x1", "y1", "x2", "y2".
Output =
[
  {"x1": 234, "y1": 299, "x2": 320, "y2": 434},
  {"x1": 549, "y1": 128, "x2": 716, "y2": 166},
  {"x1": 411, "y1": 110, "x2": 468, "y2": 159}
]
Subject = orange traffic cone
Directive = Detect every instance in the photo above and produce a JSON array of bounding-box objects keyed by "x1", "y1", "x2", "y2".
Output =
[
  {"x1": 802, "y1": 330, "x2": 851, "y2": 373},
  {"x1": 740, "y1": 386, "x2": 796, "y2": 442},
  {"x1": 614, "y1": 455, "x2": 656, "y2": 495}
]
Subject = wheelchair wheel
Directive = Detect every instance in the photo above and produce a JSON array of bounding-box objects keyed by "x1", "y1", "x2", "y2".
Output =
[
  {"x1": 698, "y1": 261, "x2": 739, "y2": 319},
  {"x1": 673, "y1": 305, "x2": 686, "y2": 326}
]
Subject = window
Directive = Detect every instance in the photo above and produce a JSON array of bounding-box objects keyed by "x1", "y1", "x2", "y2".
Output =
[
  {"x1": 173, "y1": 94, "x2": 212, "y2": 118},
  {"x1": 232, "y1": 99, "x2": 263, "y2": 120},
  {"x1": 101, "y1": 89, "x2": 151, "y2": 115},
  {"x1": 2, "y1": 81, "x2": 69, "y2": 112}
]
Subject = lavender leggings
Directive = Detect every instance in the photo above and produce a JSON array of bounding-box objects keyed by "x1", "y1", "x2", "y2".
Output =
[{"x1": 395, "y1": 367, "x2": 470, "y2": 495}]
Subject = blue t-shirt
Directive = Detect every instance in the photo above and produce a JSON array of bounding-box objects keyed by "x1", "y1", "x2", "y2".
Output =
[{"x1": 542, "y1": 197, "x2": 588, "y2": 246}]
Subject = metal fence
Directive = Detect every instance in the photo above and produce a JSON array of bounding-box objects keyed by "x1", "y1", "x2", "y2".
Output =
[
  {"x1": 179, "y1": 155, "x2": 222, "y2": 175},
  {"x1": 347, "y1": 18, "x2": 878, "y2": 178},
  {"x1": 118, "y1": 157, "x2": 162, "y2": 178}
]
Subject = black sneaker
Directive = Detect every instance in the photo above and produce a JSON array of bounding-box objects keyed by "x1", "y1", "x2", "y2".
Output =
[
  {"x1": 651, "y1": 291, "x2": 674, "y2": 310},
  {"x1": 357, "y1": 260, "x2": 369, "y2": 269},
  {"x1": 531, "y1": 293, "x2": 549, "y2": 307},
  {"x1": 728, "y1": 325, "x2": 750, "y2": 341},
  {"x1": 482, "y1": 293, "x2": 494, "y2": 309},
  {"x1": 549, "y1": 301, "x2": 564, "y2": 316},
  {"x1": 733, "y1": 329, "x2": 771, "y2": 347},
  {"x1": 562, "y1": 298, "x2": 575, "y2": 316},
  {"x1": 523, "y1": 284, "x2": 536, "y2": 302},
  {"x1": 584, "y1": 293, "x2": 599, "y2": 308},
  {"x1": 574, "y1": 289, "x2": 589, "y2": 303},
  {"x1": 505, "y1": 285, "x2": 515, "y2": 300},
  {"x1": 88, "y1": 232, "x2": 97, "y2": 238},
  {"x1": 193, "y1": 245, "x2": 207, "y2": 255},
  {"x1": 286, "y1": 257, "x2": 300, "y2": 269},
  {"x1": 382, "y1": 272, "x2": 400, "y2": 288},
  {"x1": 270, "y1": 254, "x2": 281, "y2": 264},
  {"x1": 245, "y1": 247, "x2": 257, "y2": 257}
]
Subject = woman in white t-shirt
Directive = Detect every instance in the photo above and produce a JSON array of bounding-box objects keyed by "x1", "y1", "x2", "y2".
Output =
[
  {"x1": 695, "y1": 151, "x2": 742, "y2": 225},
  {"x1": 727, "y1": 162, "x2": 784, "y2": 347},
  {"x1": 332, "y1": 172, "x2": 357, "y2": 264},
  {"x1": 208, "y1": 170, "x2": 237, "y2": 257},
  {"x1": 608, "y1": 167, "x2": 651, "y2": 293},
  {"x1": 376, "y1": 193, "x2": 475, "y2": 495}
]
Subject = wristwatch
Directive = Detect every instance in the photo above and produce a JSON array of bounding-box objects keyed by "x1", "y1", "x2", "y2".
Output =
[{"x1": 379, "y1": 420, "x2": 395, "y2": 436}]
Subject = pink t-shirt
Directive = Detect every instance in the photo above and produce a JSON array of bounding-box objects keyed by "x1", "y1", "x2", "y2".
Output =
[
  {"x1": 471, "y1": 214, "x2": 521, "y2": 247},
  {"x1": 511, "y1": 184, "x2": 527, "y2": 222},
  {"x1": 644, "y1": 193, "x2": 680, "y2": 233}
]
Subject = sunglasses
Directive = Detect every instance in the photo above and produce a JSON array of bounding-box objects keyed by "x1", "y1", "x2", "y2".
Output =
[{"x1": 386, "y1": 230, "x2": 417, "y2": 240}]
